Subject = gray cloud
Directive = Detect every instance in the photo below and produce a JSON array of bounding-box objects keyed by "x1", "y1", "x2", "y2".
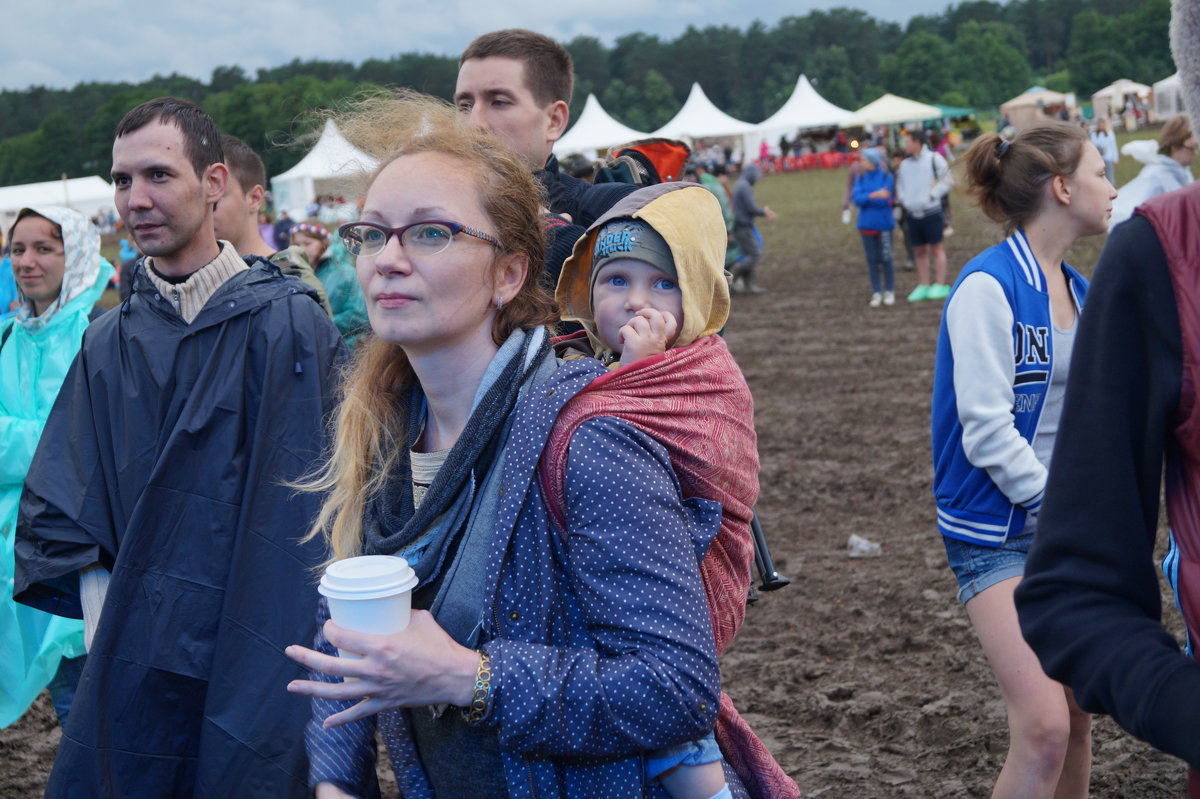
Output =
[{"x1": 6, "y1": 0, "x2": 948, "y2": 91}]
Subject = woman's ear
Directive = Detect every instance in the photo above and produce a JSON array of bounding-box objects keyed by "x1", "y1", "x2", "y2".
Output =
[
  {"x1": 494, "y1": 252, "x2": 528, "y2": 305},
  {"x1": 1050, "y1": 174, "x2": 1071, "y2": 206}
]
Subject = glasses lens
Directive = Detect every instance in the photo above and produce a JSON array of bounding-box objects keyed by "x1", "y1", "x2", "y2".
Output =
[{"x1": 403, "y1": 223, "x2": 455, "y2": 255}]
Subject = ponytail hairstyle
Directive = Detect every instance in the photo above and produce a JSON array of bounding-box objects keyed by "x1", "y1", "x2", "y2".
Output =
[
  {"x1": 297, "y1": 89, "x2": 556, "y2": 560},
  {"x1": 963, "y1": 121, "x2": 1089, "y2": 235}
]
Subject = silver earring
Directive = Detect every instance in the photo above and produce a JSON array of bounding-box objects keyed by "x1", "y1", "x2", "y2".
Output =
[{"x1": 495, "y1": 294, "x2": 504, "y2": 311}]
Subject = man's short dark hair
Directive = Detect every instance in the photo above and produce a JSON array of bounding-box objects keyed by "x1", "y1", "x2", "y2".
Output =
[
  {"x1": 115, "y1": 97, "x2": 224, "y2": 179},
  {"x1": 221, "y1": 134, "x2": 267, "y2": 193},
  {"x1": 460, "y1": 29, "x2": 573, "y2": 107}
]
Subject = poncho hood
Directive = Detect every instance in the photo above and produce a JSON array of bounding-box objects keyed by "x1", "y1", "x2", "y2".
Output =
[
  {"x1": 556, "y1": 183, "x2": 730, "y2": 358},
  {"x1": 13, "y1": 206, "x2": 111, "y2": 330}
]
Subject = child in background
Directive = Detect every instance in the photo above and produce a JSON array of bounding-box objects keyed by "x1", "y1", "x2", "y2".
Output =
[
  {"x1": 851, "y1": 147, "x2": 896, "y2": 307},
  {"x1": 551, "y1": 183, "x2": 796, "y2": 799}
]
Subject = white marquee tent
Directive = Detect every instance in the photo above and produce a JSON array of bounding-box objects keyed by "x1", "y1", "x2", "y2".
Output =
[
  {"x1": 0, "y1": 176, "x2": 114, "y2": 230},
  {"x1": 270, "y1": 119, "x2": 378, "y2": 215},
  {"x1": 750, "y1": 74, "x2": 853, "y2": 156},
  {"x1": 1092, "y1": 78, "x2": 1152, "y2": 120},
  {"x1": 651, "y1": 83, "x2": 758, "y2": 143},
  {"x1": 553, "y1": 94, "x2": 649, "y2": 156},
  {"x1": 840, "y1": 93, "x2": 941, "y2": 128},
  {"x1": 1152, "y1": 72, "x2": 1186, "y2": 122}
]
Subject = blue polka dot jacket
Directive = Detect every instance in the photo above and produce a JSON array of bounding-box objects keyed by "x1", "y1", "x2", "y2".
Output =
[{"x1": 307, "y1": 356, "x2": 724, "y2": 798}]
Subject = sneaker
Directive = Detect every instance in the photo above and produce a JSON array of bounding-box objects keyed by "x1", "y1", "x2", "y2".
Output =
[
  {"x1": 744, "y1": 283, "x2": 767, "y2": 294},
  {"x1": 927, "y1": 283, "x2": 951, "y2": 300},
  {"x1": 903, "y1": 259, "x2": 915, "y2": 271},
  {"x1": 869, "y1": 292, "x2": 882, "y2": 308},
  {"x1": 883, "y1": 291, "x2": 895, "y2": 306},
  {"x1": 907, "y1": 284, "x2": 931, "y2": 302}
]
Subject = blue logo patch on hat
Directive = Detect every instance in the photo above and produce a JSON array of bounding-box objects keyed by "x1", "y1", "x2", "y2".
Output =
[{"x1": 594, "y1": 229, "x2": 634, "y2": 260}]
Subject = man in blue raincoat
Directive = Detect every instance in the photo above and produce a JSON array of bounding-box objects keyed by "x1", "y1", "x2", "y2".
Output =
[{"x1": 14, "y1": 97, "x2": 345, "y2": 798}]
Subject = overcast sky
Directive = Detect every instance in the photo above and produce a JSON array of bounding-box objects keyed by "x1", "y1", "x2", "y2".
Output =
[{"x1": 2, "y1": 0, "x2": 956, "y2": 92}]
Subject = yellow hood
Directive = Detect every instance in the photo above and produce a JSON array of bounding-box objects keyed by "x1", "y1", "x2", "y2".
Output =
[{"x1": 556, "y1": 183, "x2": 730, "y2": 356}]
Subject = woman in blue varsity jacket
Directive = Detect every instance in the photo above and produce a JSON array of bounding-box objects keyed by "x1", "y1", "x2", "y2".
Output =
[{"x1": 931, "y1": 121, "x2": 1115, "y2": 799}]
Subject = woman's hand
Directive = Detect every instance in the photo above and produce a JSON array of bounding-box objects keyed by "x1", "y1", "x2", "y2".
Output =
[{"x1": 285, "y1": 610, "x2": 479, "y2": 728}]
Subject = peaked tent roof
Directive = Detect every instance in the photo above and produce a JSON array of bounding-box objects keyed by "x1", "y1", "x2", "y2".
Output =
[
  {"x1": 758, "y1": 75, "x2": 852, "y2": 132},
  {"x1": 271, "y1": 119, "x2": 378, "y2": 215},
  {"x1": 273, "y1": 119, "x2": 377, "y2": 182},
  {"x1": 553, "y1": 94, "x2": 649, "y2": 156},
  {"x1": 651, "y1": 83, "x2": 758, "y2": 141},
  {"x1": 840, "y1": 93, "x2": 942, "y2": 128},
  {"x1": 1000, "y1": 87, "x2": 1069, "y2": 111}
]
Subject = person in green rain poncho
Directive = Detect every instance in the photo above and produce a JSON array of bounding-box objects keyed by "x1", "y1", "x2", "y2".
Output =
[{"x1": 0, "y1": 206, "x2": 113, "y2": 728}]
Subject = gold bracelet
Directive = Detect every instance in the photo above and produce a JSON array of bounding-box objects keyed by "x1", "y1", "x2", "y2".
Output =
[{"x1": 461, "y1": 649, "x2": 492, "y2": 725}]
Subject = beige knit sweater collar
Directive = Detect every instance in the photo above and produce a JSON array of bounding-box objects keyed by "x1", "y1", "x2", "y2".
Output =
[{"x1": 144, "y1": 241, "x2": 248, "y2": 323}]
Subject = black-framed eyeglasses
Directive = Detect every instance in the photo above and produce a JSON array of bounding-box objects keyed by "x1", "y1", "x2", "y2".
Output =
[{"x1": 338, "y1": 220, "x2": 500, "y2": 257}]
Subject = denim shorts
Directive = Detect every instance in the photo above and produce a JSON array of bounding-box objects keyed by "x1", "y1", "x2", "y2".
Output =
[{"x1": 942, "y1": 532, "x2": 1032, "y2": 605}]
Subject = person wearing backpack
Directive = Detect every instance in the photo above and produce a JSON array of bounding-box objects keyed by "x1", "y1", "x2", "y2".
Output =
[
  {"x1": 1, "y1": 206, "x2": 112, "y2": 730},
  {"x1": 897, "y1": 128, "x2": 953, "y2": 302}
]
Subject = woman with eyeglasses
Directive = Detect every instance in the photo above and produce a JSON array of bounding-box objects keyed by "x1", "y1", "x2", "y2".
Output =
[
  {"x1": 932, "y1": 121, "x2": 1116, "y2": 799},
  {"x1": 284, "y1": 92, "x2": 729, "y2": 799}
]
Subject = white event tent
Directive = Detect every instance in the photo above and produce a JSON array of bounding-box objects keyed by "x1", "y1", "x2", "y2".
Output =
[
  {"x1": 1092, "y1": 78, "x2": 1152, "y2": 119},
  {"x1": 270, "y1": 119, "x2": 378, "y2": 215},
  {"x1": 0, "y1": 176, "x2": 114, "y2": 230},
  {"x1": 651, "y1": 83, "x2": 758, "y2": 146},
  {"x1": 750, "y1": 75, "x2": 853, "y2": 155},
  {"x1": 1152, "y1": 72, "x2": 1186, "y2": 122},
  {"x1": 553, "y1": 94, "x2": 649, "y2": 157},
  {"x1": 840, "y1": 93, "x2": 941, "y2": 128}
]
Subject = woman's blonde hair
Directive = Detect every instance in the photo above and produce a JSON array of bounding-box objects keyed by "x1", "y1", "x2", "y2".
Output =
[
  {"x1": 298, "y1": 90, "x2": 556, "y2": 560},
  {"x1": 963, "y1": 121, "x2": 1090, "y2": 235}
]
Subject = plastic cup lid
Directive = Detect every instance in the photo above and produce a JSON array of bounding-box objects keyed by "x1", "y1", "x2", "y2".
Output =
[{"x1": 318, "y1": 555, "x2": 418, "y2": 600}]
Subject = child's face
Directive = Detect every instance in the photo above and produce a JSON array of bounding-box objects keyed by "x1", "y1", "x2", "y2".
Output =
[
  {"x1": 293, "y1": 231, "x2": 328, "y2": 265},
  {"x1": 591, "y1": 258, "x2": 683, "y2": 353}
]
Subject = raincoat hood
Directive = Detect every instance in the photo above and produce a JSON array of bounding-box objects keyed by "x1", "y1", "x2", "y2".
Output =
[
  {"x1": 556, "y1": 183, "x2": 730, "y2": 358},
  {"x1": 741, "y1": 162, "x2": 762, "y2": 184},
  {"x1": 12, "y1": 206, "x2": 111, "y2": 331}
]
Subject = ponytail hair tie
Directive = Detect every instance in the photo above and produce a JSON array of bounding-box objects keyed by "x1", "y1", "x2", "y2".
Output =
[{"x1": 996, "y1": 139, "x2": 1011, "y2": 159}]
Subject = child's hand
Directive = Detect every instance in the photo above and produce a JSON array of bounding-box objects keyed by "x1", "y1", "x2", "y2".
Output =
[{"x1": 619, "y1": 308, "x2": 679, "y2": 366}]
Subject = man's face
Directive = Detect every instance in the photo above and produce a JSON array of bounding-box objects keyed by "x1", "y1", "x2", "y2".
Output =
[
  {"x1": 212, "y1": 174, "x2": 250, "y2": 243},
  {"x1": 455, "y1": 56, "x2": 567, "y2": 170},
  {"x1": 112, "y1": 120, "x2": 222, "y2": 266},
  {"x1": 905, "y1": 135, "x2": 923, "y2": 157}
]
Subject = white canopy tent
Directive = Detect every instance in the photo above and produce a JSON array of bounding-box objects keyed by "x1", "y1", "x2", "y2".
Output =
[
  {"x1": 999, "y1": 87, "x2": 1074, "y2": 129},
  {"x1": 0, "y1": 176, "x2": 114, "y2": 231},
  {"x1": 840, "y1": 93, "x2": 941, "y2": 128},
  {"x1": 1092, "y1": 78, "x2": 1152, "y2": 120},
  {"x1": 1152, "y1": 72, "x2": 1186, "y2": 122},
  {"x1": 751, "y1": 74, "x2": 853, "y2": 155},
  {"x1": 270, "y1": 119, "x2": 378, "y2": 216},
  {"x1": 553, "y1": 94, "x2": 649, "y2": 157},
  {"x1": 651, "y1": 83, "x2": 758, "y2": 146}
]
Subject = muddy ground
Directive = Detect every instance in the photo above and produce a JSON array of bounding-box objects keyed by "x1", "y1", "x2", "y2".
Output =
[{"x1": 0, "y1": 164, "x2": 1189, "y2": 798}]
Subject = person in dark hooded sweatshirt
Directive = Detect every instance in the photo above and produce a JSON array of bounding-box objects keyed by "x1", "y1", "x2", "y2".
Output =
[
  {"x1": 13, "y1": 97, "x2": 345, "y2": 798},
  {"x1": 730, "y1": 162, "x2": 777, "y2": 293}
]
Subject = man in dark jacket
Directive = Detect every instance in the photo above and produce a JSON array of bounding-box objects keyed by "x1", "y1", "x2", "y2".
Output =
[
  {"x1": 454, "y1": 29, "x2": 637, "y2": 291},
  {"x1": 731, "y1": 163, "x2": 778, "y2": 293},
  {"x1": 14, "y1": 97, "x2": 345, "y2": 798}
]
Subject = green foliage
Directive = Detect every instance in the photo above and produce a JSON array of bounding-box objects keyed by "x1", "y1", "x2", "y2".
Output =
[
  {"x1": 882, "y1": 31, "x2": 955, "y2": 103},
  {"x1": 0, "y1": 0, "x2": 1173, "y2": 187}
]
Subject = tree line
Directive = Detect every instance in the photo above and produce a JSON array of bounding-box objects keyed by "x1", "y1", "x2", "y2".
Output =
[{"x1": 0, "y1": 0, "x2": 1171, "y2": 189}]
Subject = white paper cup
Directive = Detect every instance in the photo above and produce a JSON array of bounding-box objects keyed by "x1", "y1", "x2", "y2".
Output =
[{"x1": 318, "y1": 556, "x2": 419, "y2": 665}]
